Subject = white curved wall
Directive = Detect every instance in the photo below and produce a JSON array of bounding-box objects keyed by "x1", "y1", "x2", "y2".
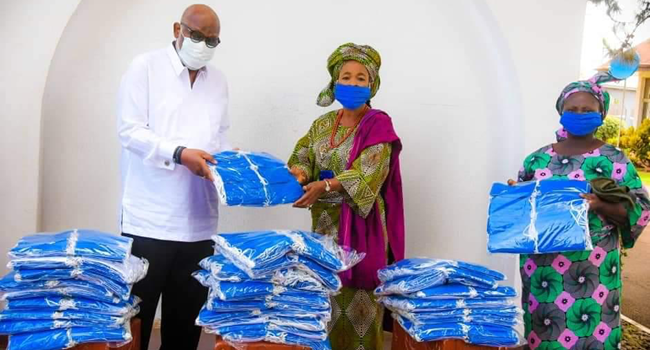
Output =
[
  {"x1": 36, "y1": 0, "x2": 585, "y2": 285},
  {"x1": 0, "y1": 0, "x2": 81, "y2": 271}
]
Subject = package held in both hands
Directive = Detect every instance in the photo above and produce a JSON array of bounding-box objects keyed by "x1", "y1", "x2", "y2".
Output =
[
  {"x1": 487, "y1": 179, "x2": 592, "y2": 254},
  {"x1": 209, "y1": 151, "x2": 304, "y2": 207}
]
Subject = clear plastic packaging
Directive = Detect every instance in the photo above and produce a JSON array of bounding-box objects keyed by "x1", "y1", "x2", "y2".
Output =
[
  {"x1": 212, "y1": 231, "x2": 365, "y2": 278},
  {"x1": 397, "y1": 306, "x2": 522, "y2": 323},
  {"x1": 8, "y1": 255, "x2": 148, "y2": 285},
  {"x1": 6, "y1": 323, "x2": 133, "y2": 350},
  {"x1": 213, "y1": 231, "x2": 296, "y2": 274},
  {"x1": 0, "y1": 319, "x2": 115, "y2": 335},
  {"x1": 408, "y1": 314, "x2": 519, "y2": 327},
  {"x1": 374, "y1": 266, "x2": 502, "y2": 296},
  {"x1": 395, "y1": 315, "x2": 521, "y2": 347},
  {"x1": 407, "y1": 285, "x2": 517, "y2": 300},
  {"x1": 0, "y1": 309, "x2": 132, "y2": 326},
  {"x1": 9, "y1": 230, "x2": 133, "y2": 263},
  {"x1": 199, "y1": 254, "x2": 294, "y2": 281},
  {"x1": 0, "y1": 281, "x2": 123, "y2": 304},
  {"x1": 378, "y1": 258, "x2": 506, "y2": 284},
  {"x1": 207, "y1": 323, "x2": 332, "y2": 350},
  {"x1": 0, "y1": 271, "x2": 131, "y2": 299},
  {"x1": 209, "y1": 281, "x2": 279, "y2": 302},
  {"x1": 210, "y1": 151, "x2": 304, "y2": 207},
  {"x1": 292, "y1": 256, "x2": 341, "y2": 292},
  {"x1": 196, "y1": 267, "x2": 328, "y2": 295},
  {"x1": 4, "y1": 296, "x2": 139, "y2": 315},
  {"x1": 380, "y1": 296, "x2": 514, "y2": 312},
  {"x1": 487, "y1": 179, "x2": 592, "y2": 254}
]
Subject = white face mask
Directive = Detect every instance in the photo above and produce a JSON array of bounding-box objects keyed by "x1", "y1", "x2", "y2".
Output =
[{"x1": 176, "y1": 33, "x2": 215, "y2": 70}]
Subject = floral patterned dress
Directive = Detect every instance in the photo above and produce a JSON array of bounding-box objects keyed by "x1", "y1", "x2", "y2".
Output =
[
  {"x1": 517, "y1": 143, "x2": 650, "y2": 350},
  {"x1": 288, "y1": 110, "x2": 392, "y2": 350}
]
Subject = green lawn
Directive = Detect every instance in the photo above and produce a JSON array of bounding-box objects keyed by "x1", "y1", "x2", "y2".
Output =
[{"x1": 640, "y1": 171, "x2": 650, "y2": 186}]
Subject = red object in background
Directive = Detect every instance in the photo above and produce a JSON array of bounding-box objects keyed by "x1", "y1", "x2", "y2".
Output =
[
  {"x1": 0, "y1": 318, "x2": 141, "y2": 350},
  {"x1": 214, "y1": 336, "x2": 310, "y2": 350},
  {"x1": 391, "y1": 319, "x2": 521, "y2": 350}
]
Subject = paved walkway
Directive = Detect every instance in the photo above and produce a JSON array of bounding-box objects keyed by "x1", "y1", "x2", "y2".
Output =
[{"x1": 622, "y1": 226, "x2": 650, "y2": 327}]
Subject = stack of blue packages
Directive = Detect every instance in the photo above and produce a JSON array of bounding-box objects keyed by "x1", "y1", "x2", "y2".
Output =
[
  {"x1": 0, "y1": 229, "x2": 148, "y2": 350},
  {"x1": 375, "y1": 258, "x2": 523, "y2": 347},
  {"x1": 209, "y1": 151, "x2": 304, "y2": 207},
  {"x1": 194, "y1": 230, "x2": 365, "y2": 350},
  {"x1": 487, "y1": 179, "x2": 592, "y2": 254}
]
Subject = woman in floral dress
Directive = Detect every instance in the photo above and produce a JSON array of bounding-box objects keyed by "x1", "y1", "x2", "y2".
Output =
[
  {"x1": 515, "y1": 73, "x2": 650, "y2": 350},
  {"x1": 288, "y1": 43, "x2": 405, "y2": 350}
]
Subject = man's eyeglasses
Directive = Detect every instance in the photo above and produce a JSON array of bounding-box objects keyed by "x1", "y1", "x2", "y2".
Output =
[{"x1": 180, "y1": 23, "x2": 220, "y2": 48}]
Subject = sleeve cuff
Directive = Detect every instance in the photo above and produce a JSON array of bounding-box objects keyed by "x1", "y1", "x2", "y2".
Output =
[{"x1": 159, "y1": 141, "x2": 178, "y2": 170}]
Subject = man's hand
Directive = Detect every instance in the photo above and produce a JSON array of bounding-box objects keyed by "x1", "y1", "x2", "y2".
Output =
[{"x1": 180, "y1": 149, "x2": 216, "y2": 181}]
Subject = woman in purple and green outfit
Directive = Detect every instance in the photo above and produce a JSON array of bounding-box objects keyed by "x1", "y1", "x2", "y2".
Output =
[
  {"x1": 288, "y1": 43, "x2": 405, "y2": 350},
  {"x1": 516, "y1": 72, "x2": 650, "y2": 350}
]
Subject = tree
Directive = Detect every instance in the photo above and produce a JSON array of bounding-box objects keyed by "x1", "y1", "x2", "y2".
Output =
[
  {"x1": 588, "y1": 0, "x2": 650, "y2": 57},
  {"x1": 623, "y1": 119, "x2": 650, "y2": 170},
  {"x1": 596, "y1": 117, "x2": 624, "y2": 143}
]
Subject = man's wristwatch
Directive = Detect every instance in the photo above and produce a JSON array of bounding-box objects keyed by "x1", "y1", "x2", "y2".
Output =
[
  {"x1": 324, "y1": 179, "x2": 332, "y2": 192},
  {"x1": 173, "y1": 146, "x2": 186, "y2": 164}
]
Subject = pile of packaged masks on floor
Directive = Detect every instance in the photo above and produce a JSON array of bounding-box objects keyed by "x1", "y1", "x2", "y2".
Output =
[
  {"x1": 487, "y1": 179, "x2": 592, "y2": 254},
  {"x1": 376, "y1": 258, "x2": 522, "y2": 347},
  {"x1": 194, "y1": 230, "x2": 365, "y2": 350},
  {"x1": 209, "y1": 151, "x2": 304, "y2": 207},
  {"x1": 0, "y1": 229, "x2": 148, "y2": 350}
]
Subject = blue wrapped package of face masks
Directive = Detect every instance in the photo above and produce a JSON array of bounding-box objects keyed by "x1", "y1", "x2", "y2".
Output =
[
  {"x1": 374, "y1": 265, "x2": 502, "y2": 296},
  {"x1": 398, "y1": 306, "x2": 522, "y2": 323},
  {"x1": 269, "y1": 290, "x2": 330, "y2": 312},
  {"x1": 6, "y1": 324, "x2": 133, "y2": 350},
  {"x1": 1, "y1": 270, "x2": 131, "y2": 299},
  {"x1": 408, "y1": 314, "x2": 519, "y2": 327},
  {"x1": 199, "y1": 254, "x2": 295, "y2": 281},
  {"x1": 213, "y1": 231, "x2": 364, "y2": 278},
  {"x1": 213, "y1": 231, "x2": 296, "y2": 274},
  {"x1": 377, "y1": 258, "x2": 506, "y2": 284},
  {"x1": 8, "y1": 255, "x2": 148, "y2": 286},
  {"x1": 208, "y1": 323, "x2": 332, "y2": 350},
  {"x1": 487, "y1": 179, "x2": 592, "y2": 254},
  {"x1": 209, "y1": 151, "x2": 304, "y2": 207},
  {"x1": 196, "y1": 306, "x2": 263, "y2": 326},
  {"x1": 292, "y1": 256, "x2": 341, "y2": 292},
  {"x1": 380, "y1": 296, "x2": 514, "y2": 312},
  {"x1": 1, "y1": 284, "x2": 123, "y2": 305},
  {"x1": 207, "y1": 298, "x2": 267, "y2": 312},
  {"x1": 396, "y1": 316, "x2": 521, "y2": 346},
  {"x1": 9, "y1": 230, "x2": 133, "y2": 263},
  {"x1": 0, "y1": 279, "x2": 122, "y2": 304},
  {"x1": 4, "y1": 296, "x2": 139, "y2": 315},
  {"x1": 208, "y1": 281, "x2": 280, "y2": 301},
  {"x1": 407, "y1": 285, "x2": 517, "y2": 300},
  {"x1": 195, "y1": 267, "x2": 328, "y2": 295},
  {"x1": 0, "y1": 319, "x2": 112, "y2": 335},
  {"x1": 0, "y1": 309, "x2": 131, "y2": 326}
]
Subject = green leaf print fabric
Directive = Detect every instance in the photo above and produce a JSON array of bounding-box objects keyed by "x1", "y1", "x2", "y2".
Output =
[{"x1": 517, "y1": 144, "x2": 650, "y2": 349}]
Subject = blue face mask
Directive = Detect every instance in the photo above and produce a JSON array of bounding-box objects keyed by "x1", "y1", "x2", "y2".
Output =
[
  {"x1": 334, "y1": 83, "x2": 371, "y2": 110},
  {"x1": 560, "y1": 111, "x2": 603, "y2": 136}
]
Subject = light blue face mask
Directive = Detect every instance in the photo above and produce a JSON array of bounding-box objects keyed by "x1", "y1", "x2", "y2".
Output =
[
  {"x1": 560, "y1": 111, "x2": 603, "y2": 136},
  {"x1": 334, "y1": 83, "x2": 371, "y2": 110}
]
